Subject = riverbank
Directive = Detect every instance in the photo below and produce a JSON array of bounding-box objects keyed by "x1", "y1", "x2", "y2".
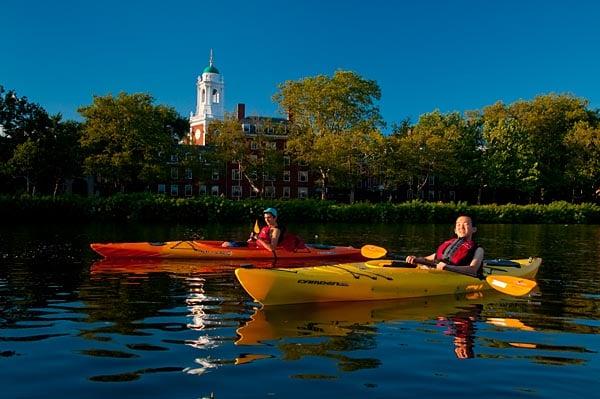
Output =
[{"x1": 2, "y1": 194, "x2": 598, "y2": 224}]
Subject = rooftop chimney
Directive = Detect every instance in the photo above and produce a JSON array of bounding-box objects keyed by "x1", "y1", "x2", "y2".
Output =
[{"x1": 237, "y1": 103, "x2": 246, "y2": 121}]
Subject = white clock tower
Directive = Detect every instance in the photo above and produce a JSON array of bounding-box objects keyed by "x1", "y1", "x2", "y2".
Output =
[{"x1": 189, "y1": 49, "x2": 224, "y2": 145}]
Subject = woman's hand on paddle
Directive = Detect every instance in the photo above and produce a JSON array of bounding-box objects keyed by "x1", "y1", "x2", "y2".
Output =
[{"x1": 405, "y1": 255, "x2": 417, "y2": 264}]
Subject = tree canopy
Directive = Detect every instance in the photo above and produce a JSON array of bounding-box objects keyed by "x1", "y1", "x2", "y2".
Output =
[
  {"x1": 273, "y1": 70, "x2": 384, "y2": 200},
  {"x1": 1, "y1": 86, "x2": 82, "y2": 195},
  {"x1": 78, "y1": 92, "x2": 187, "y2": 193}
]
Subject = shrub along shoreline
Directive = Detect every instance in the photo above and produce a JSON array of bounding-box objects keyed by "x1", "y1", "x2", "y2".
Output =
[{"x1": 2, "y1": 194, "x2": 599, "y2": 224}]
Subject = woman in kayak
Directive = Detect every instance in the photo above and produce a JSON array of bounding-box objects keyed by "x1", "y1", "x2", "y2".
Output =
[
  {"x1": 249, "y1": 207, "x2": 283, "y2": 252},
  {"x1": 405, "y1": 215, "x2": 484, "y2": 278}
]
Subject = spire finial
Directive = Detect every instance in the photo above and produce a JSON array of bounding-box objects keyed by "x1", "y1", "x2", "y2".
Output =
[{"x1": 209, "y1": 49, "x2": 214, "y2": 67}]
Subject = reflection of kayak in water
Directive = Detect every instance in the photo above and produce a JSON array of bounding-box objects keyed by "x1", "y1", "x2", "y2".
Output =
[
  {"x1": 236, "y1": 292, "x2": 531, "y2": 346},
  {"x1": 89, "y1": 258, "x2": 333, "y2": 275},
  {"x1": 90, "y1": 240, "x2": 363, "y2": 261},
  {"x1": 235, "y1": 258, "x2": 542, "y2": 305},
  {"x1": 90, "y1": 258, "x2": 248, "y2": 275}
]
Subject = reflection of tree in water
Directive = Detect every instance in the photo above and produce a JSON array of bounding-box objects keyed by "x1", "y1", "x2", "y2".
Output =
[
  {"x1": 82, "y1": 273, "x2": 187, "y2": 336},
  {"x1": 277, "y1": 330, "x2": 381, "y2": 372},
  {"x1": 0, "y1": 261, "x2": 86, "y2": 328}
]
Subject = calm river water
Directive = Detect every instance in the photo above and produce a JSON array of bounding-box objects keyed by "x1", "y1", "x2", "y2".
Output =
[{"x1": 1, "y1": 222, "x2": 599, "y2": 398}]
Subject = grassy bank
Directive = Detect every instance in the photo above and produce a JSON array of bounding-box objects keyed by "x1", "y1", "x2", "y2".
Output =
[{"x1": 2, "y1": 194, "x2": 599, "y2": 224}]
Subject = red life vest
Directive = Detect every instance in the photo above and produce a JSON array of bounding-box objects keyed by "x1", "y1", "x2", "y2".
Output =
[
  {"x1": 257, "y1": 225, "x2": 305, "y2": 250},
  {"x1": 435, "y1": 238, "x2": 478, "y2": 266},
  {"x1": 257, "y1": 226, "x2": 271, "y2": 240}
]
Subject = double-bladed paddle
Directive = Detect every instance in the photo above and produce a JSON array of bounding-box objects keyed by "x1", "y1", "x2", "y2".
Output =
[{"x1": 360, "y1": 244, "x2": 537, "y2": 297}]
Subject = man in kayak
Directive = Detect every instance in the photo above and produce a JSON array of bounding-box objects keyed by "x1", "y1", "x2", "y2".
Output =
[{"x1": 405, "y1": 215, "x2": 484, "y2": 278}]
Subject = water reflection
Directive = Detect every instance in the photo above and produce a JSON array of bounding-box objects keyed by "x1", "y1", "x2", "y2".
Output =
[
  {"x1": 235, "y1": 292, "x2": 536, "y2": 365},
  {"x1": 1, "y1": 222, "x2": 599, "y2": 398}
]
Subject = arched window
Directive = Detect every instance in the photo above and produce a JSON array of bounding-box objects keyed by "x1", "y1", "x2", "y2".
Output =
[
  {"x1": 212, "y1": 89, "x2": 220, "y2": 103},
  {"x1": 201, "y1": 89, "x2": 206, "y2": 103}
]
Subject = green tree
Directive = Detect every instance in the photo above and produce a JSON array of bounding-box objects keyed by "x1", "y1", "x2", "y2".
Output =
[
  {"x1": 481, "y1": 94, "x2": 592, "y2": 202},
  {"x1": 207, "y1": 114, "x2": 283, "y2": 197},
  {"x1": 7, "y1": 138, "x2": 40, "y2": 195},
  {"x1": 273, "y1": 70, "x2": 384, "y2": 200},
  {"x1": 1, "y1": 86, "x2": 82, "y2": 195},
  {"x1": 393, "y1": 110, "x2": 480, "y2": 201},
  {"x1": 481, "y1": 112, "x2": 540, "y2": 201},
  {"x1": 45, "y1": 118, "x2": 83, "y2": 196},
  {"x1": 564, "y1": 120, "x2": 600, "y2": 201},
  {"x1": 78, "y1": 92, "x2": 186, "y2": 194},
  {"x1": 369, "y1": 120, "x2": 414, "y2": 201}
]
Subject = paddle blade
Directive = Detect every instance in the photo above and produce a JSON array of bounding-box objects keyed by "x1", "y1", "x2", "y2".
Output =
[
  {"x1": 361, "y1": 245, "x2": 388, "y2": 259},
  {"x1": 253, "y1": 220, "x2": 260, "y2": 234},
  {"x1": 485, "y1": 275, "x2": 537, "y2": 296}
]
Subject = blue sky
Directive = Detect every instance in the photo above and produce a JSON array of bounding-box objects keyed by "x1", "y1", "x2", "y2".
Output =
[{"x1": 3, "y1": 0, "x2": 599, "y2": 131}]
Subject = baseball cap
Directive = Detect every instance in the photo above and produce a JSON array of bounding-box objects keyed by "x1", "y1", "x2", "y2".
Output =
[{"x1": 263, "y1": 207, "x2": 278, "y2": 217}]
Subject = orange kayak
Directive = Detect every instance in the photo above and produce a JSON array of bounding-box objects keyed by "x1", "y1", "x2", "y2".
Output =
[{"x1": 90, "y1": 240, "x2": 364, "y2": 261}]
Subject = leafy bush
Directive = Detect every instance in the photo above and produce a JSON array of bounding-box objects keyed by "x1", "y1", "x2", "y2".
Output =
[{"x1": 0, "y1": 194, "x2": 598, "y2": 224}]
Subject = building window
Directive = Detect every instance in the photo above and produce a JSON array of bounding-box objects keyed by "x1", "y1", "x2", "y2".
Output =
[
  {"x1": 265, "y1": 185, "x2": 275, "y2": 198},
  {"x1": 199, "y1": 185, "x2": 207, "y2": 195},
  {"x1": 449, "y1": 190, "x2": 456, "y2": 201},
  {"x1": 211, "y1": 185, "x2": 219, "y2": 196},
  {"x1": 406, "y1": 189, "x2": 414, "y2": 200},
  {"x1": 250, "y1": 141, "x2": 258, "y2": 150},
  {"x1": 212, "y1": 170, "x2": 219, "y2": 180},
  {"x1": 158, "y1": 184, "x2": 166, "y2": 194},
  {"x1": 201, "y1": 89, "x2": 206, "y2": 103},
  {"x1": 428, "y1": 175, "x2": 435, "y2": 187},
  {"x1": 283, "y1": 170, "x2": 290, "y2": 182},
  {"x1": 185, "y1": 168, "x2": 193, "y2": 180},
  {"x1": 212, "y1": 89, "x2": 220, "y2": 103},
  {"x1": 232, "y1": 185, "x2": 242, "y2": 198},
  {"x1": 298, "y1": 171, "x2": 308, "y2": 183},
  {"x1": 283, "y1": 186, "x2": 290, "y2": 198},
  {"x1": 185, "y1": 184, "x2": 193, "y2": 197},
  {"x1": 171, "y1": 167, "x2": 178, "y2": 179},
  {"x1": 428, "y1": 190, "x2": 435, "y2": 201},
  {"x1": 264, "y1": 173, "x2": 275, "y2": 182},
  {"x1": 232, "y1": 169, "x2": 241, "y2": 181},
  {"x1": 243, "y1": 124, "x2": 252, "y2": 133},
  {"x1": 283, "y1": 156, "x2": 290, "y2": 167},
  {"x1": 170, "y1": 154, "x2": 178, "y2": 163},
  {"x1": 298, "y1": 187, "x2": 308, "y2": 199},
  {"x1": 170, "y1": 185, "x2": 179, "y2": 196}
]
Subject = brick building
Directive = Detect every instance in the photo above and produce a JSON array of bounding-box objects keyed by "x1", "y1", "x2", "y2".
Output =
[{"x1": 161, "y1": 52, "x2": 313, "y2": 199}]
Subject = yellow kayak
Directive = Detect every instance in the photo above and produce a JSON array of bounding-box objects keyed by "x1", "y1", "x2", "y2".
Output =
[{"x1": 235, "y1": 258, "x2": 541, "y2": 305}]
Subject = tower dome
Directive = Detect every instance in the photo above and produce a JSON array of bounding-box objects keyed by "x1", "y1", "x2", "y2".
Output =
[
  {"x1": 203, "y1": 49, "x2": 220, "y2": 74},
  {"x1": 203, "y1": 64, "x2": 220, "y2": 74}
]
